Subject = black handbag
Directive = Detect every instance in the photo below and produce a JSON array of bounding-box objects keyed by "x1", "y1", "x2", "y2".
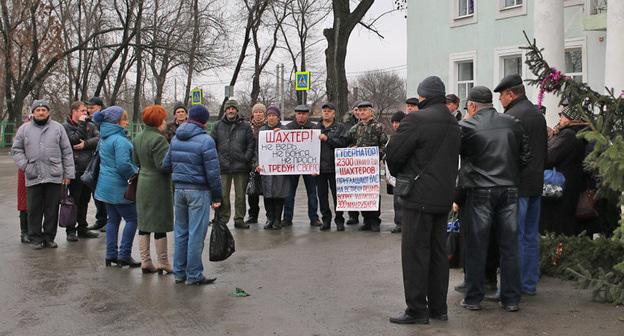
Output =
[
  {"x1": 246, "y1": 171, "x2": 262, "y2": 196},
  {"x1": 209, "y1": 212, "x2": 236, "y2": 262},
  {"x1": 124, "y1": 173, "x2": 138, "y2": 201},
  {"x1": 81, "y1": 147, "x2": 100, "y2": 190}
]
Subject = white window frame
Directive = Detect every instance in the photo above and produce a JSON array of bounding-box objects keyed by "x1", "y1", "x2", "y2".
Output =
[
  {"x1": 449, "y1": 50, "x2": 477, "y2": 106},
  {"x1": 450, "y1": 0, "x2": 477, "y2": 27},
  {"x1": 493, "y1": 47, "x2": 527, "y2": 111},
  {"x1": 564, "y1": 0, "x2": 583, "y2": 7},
  {"x1": 496, "y1": 0, "x2": 527, "y2": 19},
  {"x1": 564, "y1": 37, "x2": 587, "y2": 82}
]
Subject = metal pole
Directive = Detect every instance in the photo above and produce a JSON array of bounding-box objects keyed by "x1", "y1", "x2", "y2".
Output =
[{"x1": 280, "y1": 64, "x2": 285, "y2": 111}]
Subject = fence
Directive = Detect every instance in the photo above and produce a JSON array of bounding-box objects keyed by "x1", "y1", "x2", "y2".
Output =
[{"x1": 0, "y1": 120, "x2": 217, "y2": 148}]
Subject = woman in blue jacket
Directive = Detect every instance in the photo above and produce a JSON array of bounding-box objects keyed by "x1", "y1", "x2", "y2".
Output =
[
  {"x1": 93, "y1": 106, "x2": 140, "y2": 267},
  {"x1": 162, "y1": 104, "x2": 222, "y2": 285}
]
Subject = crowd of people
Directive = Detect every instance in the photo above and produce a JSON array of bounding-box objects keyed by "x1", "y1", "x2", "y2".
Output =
[{"x1": 10, "y1": 72, "x2": 595, "y2": 322}]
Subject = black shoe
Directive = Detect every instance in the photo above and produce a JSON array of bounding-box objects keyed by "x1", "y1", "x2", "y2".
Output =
[
  {"x1": 336, "y1": 222, "x2": 345, "y2": 231},
  {"x1": 454, "y1": 281, "x2": 466, "y2": 293},
  {"x1": 264, "y1": 221, "x2": 274, "y2": 230},
  {"x1": 430, "y1": 313, "x2": 448, "y2": 321},
  {"x1": 320, "y1": 221, "x2": 331, "y2": 231},
  {"x1": 234, "y1": 221, "x2": 250, "y2": 229},
  {"x1": 359, "y1": 225, "x2": 371, "y2": 231},
  {"x1": 346, "y1": 218, "x2": 359, "y2": 225},
  {"x1": 117, "y1": 257, "x2": 141, "y2": 268},
  {"x1": 460, "y1": 299, "x2": 481, "y2": 311},
  {"x1": 20, "y1": 233, "x2": 31, "y2": 244},
  {"x1": 389, "y1": 313, "x2": 429, "y2": 325},
  {"x1": 66, "y1": 232, "x2": 79, "y2": 242},
  {"x1": 500, "y1": 302, "x2": 519, "y2": 312},
  {"x1": 187, "y1": 276, "x2": 217, "y2": 285},
  {"x1": 335, "y1": 217, "x2": 345, "y2": 226},
  {"x1": 391, "y1": 226, "x2": 401, "y2": 233},
  {"x1": 78, "y1": 230, "x2": 99, "y2": 238},
  {"x1": 281, "y1": 219, "x2": 293, "y2": 227},
  {"x1": 32, "y1": 242, "x2": 46, "y2": 250},
  {"x1": 370, "y1": 225, "x2": 380, "y2": 232},
  {"x1": 87, "y1": 222, "x2": 106, "y2": 231},
  {"x1": 245, "y1": 217, "x2": 258, "y2": 225},
  {"x1": 105, "y1": 258, "x2": 119, "y2": 267},
  {"x1": 310, "y1": 218, "x2": 322, "y2": 227}
]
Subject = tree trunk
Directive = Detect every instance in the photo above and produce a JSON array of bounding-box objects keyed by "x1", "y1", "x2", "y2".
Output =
[
  {"x1": 132, "y1": 0, "x2": 143, "y2": 122},
  {"x1": 184, "y1": 0, "x2": 200, "y2": 106}
]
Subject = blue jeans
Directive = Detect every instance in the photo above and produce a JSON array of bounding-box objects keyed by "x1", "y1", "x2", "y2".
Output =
[
  {"x1": 174, "y1": 189, "x2": 211, "y2": 283},
  {"x1": 464, "y1": 187, "x2": 521, "y2": 306},
  {"x1": 517, "y1": 196, "x2": 541, "y2": 294},
  {"x1": 105, "y1": 203, "x2": 138, "y2": 260},
  {"x1": 283, "y1": 175, "x2": 319, "y2": 221}
]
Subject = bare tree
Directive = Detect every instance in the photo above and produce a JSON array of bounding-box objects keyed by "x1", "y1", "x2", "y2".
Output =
[{"x1": 356, "y1": 70, "x2": 405, "y2": 115}]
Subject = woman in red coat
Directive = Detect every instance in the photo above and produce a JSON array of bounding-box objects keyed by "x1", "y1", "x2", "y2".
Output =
[{"x1": 17, "y1": 169, "x2": 29, "y2": 243}]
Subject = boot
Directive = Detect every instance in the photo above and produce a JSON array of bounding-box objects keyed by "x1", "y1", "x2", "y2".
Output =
[
  {"x1": 139, "y1": 235, "x2": 157, "y2": 274},
  {"x1": 320, "y1": 218, "x2": 331, "y2": 231},
  {"x1": 155, "y1": 236, "x2": 173, "y2": 274},
  {"x1": 19, "y1": 211, "x2": 30, "y2": 244},
  {"x1": 264, "y1": 202, "x2": 275, "y2": 230}
]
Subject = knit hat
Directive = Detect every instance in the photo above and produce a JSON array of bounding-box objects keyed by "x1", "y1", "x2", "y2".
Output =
[
  {"x1": 172, "y1": 102, "x2": 187, "y2": 114},
  {"x1": 417, "y1": 76, "x2": 445, "y2": 98},
  {"x1": 31, "y1": 99, "x2": 50, "y2": 112},
  {"x1": 266, "y1": 105, "x2": 281, "y2": 118},
  {"x1": 560, "y1": 106, "x2": 584, "y2": 121},
  {"x1": 188, "y1": 104, "x2": 209, "y2": 124},
  {"x1": 92, "y1": 106, "x2": 124, "y2": 124},
  {"x1": 391, "y1": 111, "x2": 406, "y2": 123},
  {"x1": 252, "y1": 103, "x2": 267, "y2": 114},
  {"x1": 224, "y1": 99, "x2": 240, "y2": 112}
]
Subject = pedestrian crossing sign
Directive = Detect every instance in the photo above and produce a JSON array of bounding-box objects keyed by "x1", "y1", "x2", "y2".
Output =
[
  {"x1": 191, "y1": 88, "x2": 203, "y2": 105},
  {"x1": 295, "y1": 72, "x2": 310, "y2": 91}
]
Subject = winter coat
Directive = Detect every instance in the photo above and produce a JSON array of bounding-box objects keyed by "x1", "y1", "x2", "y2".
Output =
[
  {"x1": 165, "y1": 120, "x2": 184, "y2": 143},
  {"x1": 132, "y1": 127, "x2": 173, "y2": 233},
  {"x1": 458, "y1": 107, "x2": 531, "y2": 189},
  {"x1": 540, "y1": 123, "x2": 588, "y2": 236},
  {"x1": 259, "y1": 122, "x2": 291, "y2": 199},
  {"x1": 162, "y1": 122, "x2": 223, "y2": 202},
  {"x1": 386, "y1": 96, "x2": 461, "y2": 214},
  {"x1": 11, "y1": 119, "x2": 75, "y2": 187},
  {"x1": 17, "y1": 169, "x2": 27, "y2": 212},
  {"x1": 504, "y1": 95, "x2": 548, "y2": 197},
  {"x1": 315, "y1": 120, "x2": 348, "y2": 173},
  {"x1": 63, "y1": 118, "x2": 99, "y2": 173},
  {"x1": 94, "y1": 122, "x2": 139, "y2": 205},
  {"x1": 210, "y1": 115, "x2": 255, "y2": 173}
]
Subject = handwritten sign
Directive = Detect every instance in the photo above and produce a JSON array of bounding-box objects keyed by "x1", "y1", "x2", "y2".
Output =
[
  {"x1": 258, "y1": 129, "x2": 321, "y2": 175},
  {"x1": 335, "y1": 146, "x2": 380, "y2": 211}
]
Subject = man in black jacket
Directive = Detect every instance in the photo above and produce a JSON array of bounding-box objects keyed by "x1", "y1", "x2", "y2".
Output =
[
  {"x1": 211, "y1": 99, "x2": 255, "y2": 229},
  {"x1": 315, "y1": 103, "x2": 347, "y2": 231},
  {"x1": 458, "y1": 86, "x2": 531, "y2": 313},
  {"x1": 283, "y1": 105, "x2": 321, "y2": 227},
  {"x1": 494, "y1": 75, "x2": 547, "y2": 296},
  {"x1": 63, "y1": 101, "x2": 100, "y2": 241},
  {"x1": 85, "y1": 96, "x2": 107, "y2": 232},
  {"x1": 386, "y1": 76, "x2": 461, "y2": 324}
]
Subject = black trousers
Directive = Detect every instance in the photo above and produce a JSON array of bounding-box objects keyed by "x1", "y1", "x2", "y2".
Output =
[
  {"x1": 401, "y1": 208, "x2": 449, "y2": 317},
  {"x1": 247, "y1": 194, "x2": 260, "y2": 219},
  {"x1": 316, "y1": 173, "x2": 344, "y2": 223},
  {"x1": 27, "y1": 183, "x2": 62, "y2": 244},
  {"x1": 67, "y1": 176, "x2": 91, "y2": 233},
  {"x1": 263, "y1": 198, "x2": 285, "y2": 222}
]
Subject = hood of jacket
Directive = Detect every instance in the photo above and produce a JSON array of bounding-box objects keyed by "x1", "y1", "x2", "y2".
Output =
[
  {"x1": 174, "y1": 121, "x2": 206, "y2": 141},
  {"x1": 99, "y1": 122, "x2": 126, "y2": 139}
]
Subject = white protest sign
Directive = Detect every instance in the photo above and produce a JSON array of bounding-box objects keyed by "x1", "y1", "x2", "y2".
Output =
[
  {"x1": 258, "y1": 129, "x2": 321, "y2": 175},
  {"x1": 335, "y1": 146, "x2": 380, "y2": 211}
]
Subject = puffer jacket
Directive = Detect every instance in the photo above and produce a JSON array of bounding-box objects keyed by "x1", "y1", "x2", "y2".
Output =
[
  {"x1": 315, "y1": 120, "x2": 348, "y2": 173},
  {"x1": 210, "y1": 114, "x2": 255, "y2": 173},
  {"x1": 386, "y1": 96, "x2": 461, "y2": 214},
  {"x1": 11, "y1": 119, "x2": 75, "y2": 187},
  {"x1": 94, "y1": 122, "x2": 138, "y2": 205},
  {"x1": 162, "y1": 122, "x2": 222, "y2": 202},
  {"x1": 63, "y1": 118, "x2": 99, "y2": 173},
  {"x1": 458, "y1": 107, "x2": 531, "y2": 189}
]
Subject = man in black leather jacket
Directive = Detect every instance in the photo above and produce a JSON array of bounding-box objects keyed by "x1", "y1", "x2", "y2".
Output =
[
  {"x1": 211, "y1": 99, "x2": 255, "y2": 229},
  {"x1": 458, "y1": 86, "x2": 531, "y2": 313},
  {"x1": 63, "y1": 101, "x2": 100, "y2": 241},
  {"x1": 386, "y1": 76, "x2": 461, "y2": 325}
]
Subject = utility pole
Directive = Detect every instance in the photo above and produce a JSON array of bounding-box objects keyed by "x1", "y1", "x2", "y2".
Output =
[
  {"x1": 276, "y1": 64, "x2": 280, "y2": 107},
  {"x1": 174, "y1": 77, "x2": 177, "y2": 102},
  {"x1": 280, "y1": 64, "x2": 285, "y2": 112}
]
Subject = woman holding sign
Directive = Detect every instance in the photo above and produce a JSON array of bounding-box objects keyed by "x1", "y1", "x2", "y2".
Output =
[{"x1": 259, "y1": 106, "x2": 291, "y2": 230}]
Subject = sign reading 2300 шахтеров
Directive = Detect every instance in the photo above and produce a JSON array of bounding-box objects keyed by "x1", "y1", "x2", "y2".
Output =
[
  {"x1": 334, "y1": 146, "x2": 380, "y2": 211},
  {"x1": 258, "y1": 129, "x2": 321, "y2": 175}
]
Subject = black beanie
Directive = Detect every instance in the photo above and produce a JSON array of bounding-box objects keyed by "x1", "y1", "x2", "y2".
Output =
[{"x1": 391, "y1": 111, "x2": 406, "y2": 123}]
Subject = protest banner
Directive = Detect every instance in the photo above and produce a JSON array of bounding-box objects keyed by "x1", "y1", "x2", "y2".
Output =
[
  {"x1": 258, "y1": 129, "x2": 321, "y2": 175},
  {"x1": 334, "y1": 146, "x2": 380, "y2": 211}
]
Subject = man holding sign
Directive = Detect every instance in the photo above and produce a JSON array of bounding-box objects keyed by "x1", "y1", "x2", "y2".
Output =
[
  {"x1": 346, "y1": 101, "x2": 388, "y2": 232},
  {"x1": 282, "y1": 105, "x2": 322, "y2": 227}
]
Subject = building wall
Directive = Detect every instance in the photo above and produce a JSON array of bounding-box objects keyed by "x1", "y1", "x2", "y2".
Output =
[{"x1": 407, "y1": 0, "x2": 605, "y2": 109}]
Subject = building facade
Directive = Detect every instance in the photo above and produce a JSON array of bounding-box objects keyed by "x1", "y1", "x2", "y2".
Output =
[{"x1": 407, "y1": 0, "x2": 620, "y2": 126}]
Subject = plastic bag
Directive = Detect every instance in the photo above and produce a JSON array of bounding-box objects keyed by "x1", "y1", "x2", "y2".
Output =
[{"x1": 209, "y1": 213, "x2": 235, "y2": 262}]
